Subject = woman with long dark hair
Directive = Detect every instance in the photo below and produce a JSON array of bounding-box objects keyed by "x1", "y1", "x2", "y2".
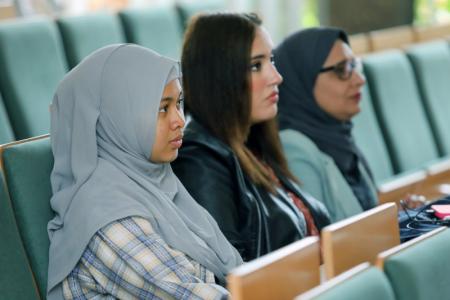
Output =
[{"x1": 172, "y1": 13, "x2": 330, "y2": 262}]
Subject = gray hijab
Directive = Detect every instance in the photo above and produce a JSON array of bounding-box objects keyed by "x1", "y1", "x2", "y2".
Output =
[{"x1": 47, "y1": 44, "x2": 242, "y2": 298}]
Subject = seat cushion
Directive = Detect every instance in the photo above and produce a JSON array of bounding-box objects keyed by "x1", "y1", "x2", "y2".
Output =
[
  {"x1": 0, "y1": 17, "x2": 67, "y2": 139},
  {"x1": 383, "y1": 228, "x2": 450, "y2": 300},
  {"x1": 302, "y1": 266, "x2": 395, "y2": 300},
  {"x1": 353, "y1": 83, "x2": 394, "y2": 183},
  {"x1": 2, "y1": 136, "x2": 54, "y2": 298},
  {"x1": 176, "y1": 0, "x2": 226, "y2": 28},
  {"x1": 57, "y1": 12, "x2": 126, "y2": 68},
  {"x1": 120, "y1": 4, "x2": 183, "y2": 60},
  {"x1": 363, "y1": 50, "x2": 439, "y2": 173},
  {"x1": 407, "y1": 40, "x2": 450, "y2": 156},
  {"x1": 0, "y1": 95, "x2": 15, "y2": 144},
  {"x1": 0, "y1": 172, "x2": 40, "y2": 299}
]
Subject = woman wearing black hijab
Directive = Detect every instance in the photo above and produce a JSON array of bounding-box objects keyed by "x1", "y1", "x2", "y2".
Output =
[{"x1": 275, "y1": 27, "x2": 378, "y2": 222}]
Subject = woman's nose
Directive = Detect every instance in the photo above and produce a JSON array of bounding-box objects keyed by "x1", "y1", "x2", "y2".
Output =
[
  {"x1": 270, "y1": 64, "x2": 283, "y2": 85},
  {"x1": 353, "y1": 70, "x2": 366, "y2": 86},
  {"x1": 171, "y1": 108, "x2": 185, "y2": 130}
]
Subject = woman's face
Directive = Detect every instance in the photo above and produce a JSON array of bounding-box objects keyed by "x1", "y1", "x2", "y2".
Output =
[
  {"x1": 249, "y1": 26, "x2": 283, "y2": 124},
  {"x1": 313, "y1": 40, "x2": 366, "y2": 121},
  {"x1": 150, "y1": 79, "x2": 185, "y2": 163}
]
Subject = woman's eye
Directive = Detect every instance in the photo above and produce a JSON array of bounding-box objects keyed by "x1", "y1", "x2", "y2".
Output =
[
  {"x1": 270, "y1": 56, "x2": 275, "y2": 65},
  {"x1": 159, "y1": 106, "x2": 168, "y2": 113},
  {"x1": 250, "y1": 62, "x2": 262, "y2": 72},
  {"x1": 177, "y1": 98, "x2": 185, "y2": 110}
]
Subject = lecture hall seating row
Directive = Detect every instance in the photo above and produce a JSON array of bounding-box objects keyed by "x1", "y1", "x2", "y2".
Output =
[
  {"x1": 353, "y1": 39, "x2": 450, "y2": 203},
  {"x1": 346, "y1": 23, "x2": 450, "y2": 204},
  {"x1": 227, "y1": 203, "x2": 450, "y2": 300},
  {"x1": 1, "y1": 6, "x2": 450, "y2": 298},
  {"x1": 0, "y1": 1, "x2": 450, "y2": 203},
  {"x1": 0, "y1": 0, "x2": 225, "y2": 144},
  {"x1": 4, "y1": 137, "x2": 449, "y2": 299},
  {"x1": 350, "y1": 22, "x2": 450, "y2": 55}
]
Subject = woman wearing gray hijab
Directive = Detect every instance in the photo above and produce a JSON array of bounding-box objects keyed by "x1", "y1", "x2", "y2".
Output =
[
  {"x1": 275, "y1": 28, "x2": 378, "y2": 222},
  {"x1": 47, "y1": 44, "x2": 242, "y2": 299}
]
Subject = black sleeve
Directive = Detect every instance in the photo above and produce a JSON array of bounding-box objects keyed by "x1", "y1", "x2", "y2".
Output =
[{"x1": 172, "y1": 143, "x2": 247, "y2": 255}]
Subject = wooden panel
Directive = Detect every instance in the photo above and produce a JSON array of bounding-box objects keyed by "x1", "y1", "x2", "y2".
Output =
[
  {"x1": 322, "y1": 203, "x2": 400, "y2": 279},
  {"x1": 228, "y1": 237, "x2": 320, "y2": 300},
  {"x1": 377, "y1": 170, "x2": 427, "y2": 205},
  {"x1": 369, "y1": 25, "x2": 415, "y2": 51},
  {"x1": 420, "y1": 159, "x2": 450, "y2": 200},
  {"x1": 414, "y1": 22, "x2": 450, "y2": 42},
  {"x1": 0, "y1": 3, "x2": 15, "y2": 20},
  {"x1": 381, "y1": 159, "x2": 450, "y2": 205},
  {"x1": 349, "y1": 33, "x2": 371, "y2": 55},
  {"x1": 377, "y1": 158, "x2": 450, "y2": 205}
]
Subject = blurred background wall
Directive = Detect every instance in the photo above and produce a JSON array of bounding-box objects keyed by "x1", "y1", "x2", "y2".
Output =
[{"x1": 1, "y1": 0, "x2": 450, "y2": 42}]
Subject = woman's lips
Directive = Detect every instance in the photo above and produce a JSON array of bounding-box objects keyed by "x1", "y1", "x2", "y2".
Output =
[
  {"x1": 352, "y1": 92, "x2": 362, "y2": 101},
  {"x1": 267, "y1": 91, "x2": 279, "y2": 103},
  {"x1": 169, "y1": 136, "x2": 183, "y2": 148}
]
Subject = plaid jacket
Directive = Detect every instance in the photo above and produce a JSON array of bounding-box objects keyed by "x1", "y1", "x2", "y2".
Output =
[{"x1": 62, "y1": 217, "x2": 228, "y2": 299}]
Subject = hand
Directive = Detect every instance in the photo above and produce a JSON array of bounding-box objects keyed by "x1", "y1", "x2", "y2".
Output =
[{"x1": 402, "y1": 194, "x2": 428, "y2": 209}]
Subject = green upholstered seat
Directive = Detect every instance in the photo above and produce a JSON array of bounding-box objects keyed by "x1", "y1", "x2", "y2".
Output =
[
  {"x1": 176, "y1": 0, "x2": 226, "y2": 29},
  {"x1": 297, "y1": 264, "x2": 395, "y2": 300},
  {"x1": 57, "y1": 12, "x2": 126, "y2": 68},
  {"x1": 120, "y1": 4, "x2": 183, "y2": 60},
  {"x1": 353, "y1": 83, "x2": 394, "y2": 183},
  {"x1": 363, "y1": 50, "x2": 439, "y2": 173},
  {"x1": 382, "y1": 228, "x2": 450, "y2": 300},
  {"x1": 0, "y1": 171, "x2": 40, "y2": 299},
  {"x1": 0, "y1": 94, "x2": 15, "y2": 144},
  {"x1": 406, "y1": 40, "x2": 450, "y2": 156},
  {"x1": 1, "y1": 136, "x2": 54, "y2": 299},
  {"x1": 0, "y1": 18, "x2": 68, "y2": 140}
]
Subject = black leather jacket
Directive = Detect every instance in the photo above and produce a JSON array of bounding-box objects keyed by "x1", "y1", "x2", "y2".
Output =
[{"x1": 172, "y1": 120, "x2": 330, "y2": 261}]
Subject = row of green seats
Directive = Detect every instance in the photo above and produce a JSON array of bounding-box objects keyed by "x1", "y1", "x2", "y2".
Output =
[
  {"x1": 353, "y1": 40, "x2": 450, "y2": 187},
  {"x1": 299, "y1": 228, "x2": 450, "y2": 300},
  {"x1": 0, "y1": 0, "x2": 225, "y2": 144},
  {"x1": 2, "y1": 133, "x2": 450, "y2": 299},
  {"x1": 1, "y1": 1, "x2": 447, "y2": 189}
]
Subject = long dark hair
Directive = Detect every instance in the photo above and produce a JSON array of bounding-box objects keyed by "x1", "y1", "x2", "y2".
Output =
[{"x1": 182, "y1": 12, "x2": 296, "y2": 192}]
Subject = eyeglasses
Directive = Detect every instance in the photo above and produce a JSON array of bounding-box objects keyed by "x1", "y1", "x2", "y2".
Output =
[{"x1": 319, "y1": 57, "x2": 362, "y2": 80}]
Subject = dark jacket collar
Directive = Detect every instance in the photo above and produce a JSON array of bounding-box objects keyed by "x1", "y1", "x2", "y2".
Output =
[{"x1": 184, "y1": 118, "x2": 235, "y2": 159}]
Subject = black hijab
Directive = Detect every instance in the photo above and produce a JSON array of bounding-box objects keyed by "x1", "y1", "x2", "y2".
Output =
[{"x1": 275, "y1": 27, "x2": 375, "y2": 210}]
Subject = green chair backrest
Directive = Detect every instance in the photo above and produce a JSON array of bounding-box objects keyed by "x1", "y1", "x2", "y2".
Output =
[
  {"x1": 406, "y1": 40, "x2": 450, "y2": 156},
  {"x1": 120, "y1": 4, "x2": 183, "y2": 60},
  {"x1": 57, "y1": 12, "x2": 126, "y2": 68},
  {"x1": 176, "y1": 0, "x2": 226, "y2": 29},
  {"x1": 0, "y1": 171, "x2": 40, "y2": 299},
  {"x1": 381, "y1": 228, "x2": 450, "y2": 300},
  {"x1": 296, "y1": 263, "x2": 395, "y2": 300},
  {"x1": 363, "y1": 50, "x2": 439, "y2": 173},
  {"x1": 1, "y1": 136, "x2": 54, "y2": 299},
  {"x1": 353, "y1": 82, "x2": 394, "y2": 183},
  {"x1": 0, "y1": 94, "x2": 15, "y2": 144},
  {"x1": 0, "y1": 17, "x2": 68, "y2": 140}
]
